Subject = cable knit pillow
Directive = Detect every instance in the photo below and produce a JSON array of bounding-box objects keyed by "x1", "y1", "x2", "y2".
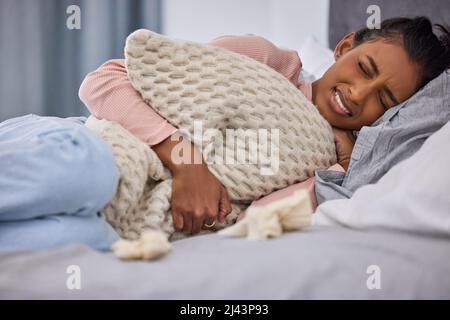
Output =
[{"x1": 125, "y1": 29, "x2": 336, "y2": 201}]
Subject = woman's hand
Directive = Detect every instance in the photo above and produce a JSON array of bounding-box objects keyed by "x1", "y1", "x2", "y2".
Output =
[
  {"x1": 332, "y1": 127, "x2": 356, "y2": 171},
  {"x1": 171, "y1": 163, "x2": 231, "y2": 234},
  {"x1": 152, "y1": 132, "x2": 232, "y2": 234}
]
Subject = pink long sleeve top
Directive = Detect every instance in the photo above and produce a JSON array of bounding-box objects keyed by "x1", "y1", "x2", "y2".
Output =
[{"x1": 79, "y1": 34, "x2": 341, "y2": 210}]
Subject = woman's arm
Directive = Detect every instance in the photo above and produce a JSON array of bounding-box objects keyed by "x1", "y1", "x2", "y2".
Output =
[
  {"x1": 210, "y1": 34, "x2": 303, "y2": 86},
  {"x1": 331, "y1": 127, "x2": 356, "y2": 171},
  {"x1": 79, "y1": 63, "x2": 232, "y2": 234},
  {"x1": 79, "y1": 59, "x2": 177, "y2": 146},
  {"x1": 152, "y1": 131, "x2": 232, "y2": 234},
  {"x1": 79, "y1": 60, "x2": 234, "y2": 234},
  {"x1": 78, "y1": 35, "x2": 304, "y2": 233},
  {"x1": 78, "y1": 35, "x2": 302, "y2": 144}
]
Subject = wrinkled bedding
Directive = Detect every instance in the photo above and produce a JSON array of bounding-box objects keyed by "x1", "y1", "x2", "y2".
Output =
[{"x1": 1, "y1": 225, "x2": 449, "y2": 299}]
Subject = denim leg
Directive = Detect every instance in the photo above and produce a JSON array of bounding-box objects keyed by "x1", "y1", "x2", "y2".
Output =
[
  {"x1": 0, "y1": 114, "x2": 120, "y2": 250},
  {"x1": 0, "y1": 214, "x2": 119, "y2": 251}
]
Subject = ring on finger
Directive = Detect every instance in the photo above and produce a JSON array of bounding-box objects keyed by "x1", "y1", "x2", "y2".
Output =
[{"x1": 203, "y1": 220, "x2": 216, "y2": 228}]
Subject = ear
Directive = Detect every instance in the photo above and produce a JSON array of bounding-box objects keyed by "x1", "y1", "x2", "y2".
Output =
[{"x1": 334, "y1": 32, "x2": 356, "y2": 61}]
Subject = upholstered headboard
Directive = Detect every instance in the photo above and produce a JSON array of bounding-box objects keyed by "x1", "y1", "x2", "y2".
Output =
[{"x1": 329, "y1": 0, "x2": 450, "y2": 48}]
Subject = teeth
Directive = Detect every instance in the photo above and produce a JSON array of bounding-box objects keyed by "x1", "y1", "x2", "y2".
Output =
[{"x1": 334, "y1": 91, "x2": 351, "y2": 115}]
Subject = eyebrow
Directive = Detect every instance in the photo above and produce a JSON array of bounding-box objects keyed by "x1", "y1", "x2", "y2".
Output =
[{"x1": 366, "y1": 55, "x2": 400, "y2": 106}]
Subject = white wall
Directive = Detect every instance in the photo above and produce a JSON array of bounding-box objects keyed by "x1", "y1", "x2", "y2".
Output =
[{"x1": 162, "y1": 0, "x2": 330, "y2": 51}]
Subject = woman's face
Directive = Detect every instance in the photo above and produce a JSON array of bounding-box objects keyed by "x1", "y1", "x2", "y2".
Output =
[{"x1": 312, "y1": 33, "x2": 421, "y2": 130}]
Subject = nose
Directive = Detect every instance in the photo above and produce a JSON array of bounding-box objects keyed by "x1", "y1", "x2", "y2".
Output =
[{"x1": 347, "y1": 81, "x2": 377, "y2": 106}]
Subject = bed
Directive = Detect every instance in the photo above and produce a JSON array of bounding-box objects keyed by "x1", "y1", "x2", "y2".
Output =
[
  {"x1": 1, "y1": 0, "x2": 449, "y2": 299},
  {"x1": 2, "y1": 115, "x2": 450, "y2": 299},
  {"x1": 1, "y1": 226, "x2": 450, "y2": 299}
]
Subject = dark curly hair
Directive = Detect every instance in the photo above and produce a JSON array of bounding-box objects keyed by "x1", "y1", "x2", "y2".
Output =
[{"x1": 353, "y1": 16, "x2": 450, "y2": 90}]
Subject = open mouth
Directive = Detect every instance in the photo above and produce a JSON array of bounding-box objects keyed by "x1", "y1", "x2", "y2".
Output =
[{"x1": 331, "y1": 88, "x2": 352, "y2": 117}]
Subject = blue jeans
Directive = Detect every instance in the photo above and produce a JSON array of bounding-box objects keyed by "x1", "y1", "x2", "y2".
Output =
[{"x1": 0, "y1": 114, "x2": 120, "y2": 251}]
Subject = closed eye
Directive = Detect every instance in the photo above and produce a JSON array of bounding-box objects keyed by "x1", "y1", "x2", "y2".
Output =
[
  {"x1": 379, "y1": 93, "x2": 388, "y2": 110},
  {"x1": 359, "y1": 60, "x2": 390, "y2": 110},
  {"x1": 358, "y1": 61, "x2": 371, "y2": 78}
]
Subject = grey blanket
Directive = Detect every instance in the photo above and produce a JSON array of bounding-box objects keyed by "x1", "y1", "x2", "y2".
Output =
[{"x1": 1, "y1": 225, "x2": 449, "y2": 299}]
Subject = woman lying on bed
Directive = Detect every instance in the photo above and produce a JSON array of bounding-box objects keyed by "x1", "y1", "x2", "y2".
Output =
[
  {"x1": 79, "y1": 16, "x2": 450, "y2": 232},
  {"x1": 1, "y1": 17, "x2": 449, "y2": 250}
]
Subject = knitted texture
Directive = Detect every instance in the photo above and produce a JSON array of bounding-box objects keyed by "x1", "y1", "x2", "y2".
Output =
[
  {"x1": 86, "y1": 30, "x2": 336, "y2": 241},
  {"x1": 85, "y1": 116, "x2": 239, "y2": 241},
  {"x1": 125, "y1": 29, "x2": 336, "y2": 203}
]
